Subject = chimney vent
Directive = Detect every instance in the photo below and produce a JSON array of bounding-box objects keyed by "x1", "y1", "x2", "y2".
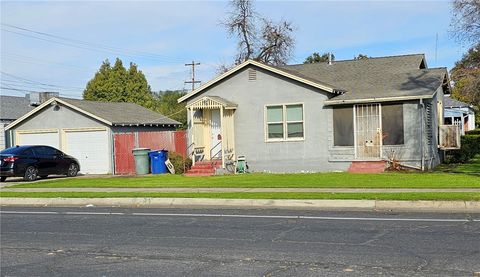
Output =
[{"x1": 28, "y1": 92, "x2": 59, "y2": 106}]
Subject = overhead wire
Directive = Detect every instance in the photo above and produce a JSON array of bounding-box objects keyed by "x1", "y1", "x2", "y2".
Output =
[
  {"x1": 1, "y1": 23, "x2": 185, "y2": 64},
  {"x1": 1, "y1": 23, "x2": 205, "y2": 94}
]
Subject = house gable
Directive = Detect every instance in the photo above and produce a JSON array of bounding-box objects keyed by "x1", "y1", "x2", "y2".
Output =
[
  {"x1": 10, "y1": 100, "x2": 109, "y2": 131},
  {"x1": 6, "y1": 97, "x2": 112, "y2": 130},
  {"x1": 178, "y1": 60, "x2": 340, "y2": 103}
]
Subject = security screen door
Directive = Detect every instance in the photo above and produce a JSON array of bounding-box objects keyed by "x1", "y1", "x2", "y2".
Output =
[{"x1": 354, "y1": 104, "x2": 382, "y2": 159}]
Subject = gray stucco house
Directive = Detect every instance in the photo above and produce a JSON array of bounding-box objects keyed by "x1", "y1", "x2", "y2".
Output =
[
  {"x1": 443, "y1": 95, "x2": 476, "y2": 134},
  {"x1": 179, "y1": 54, "x2": 450, "y2": 173},
  {"x1": 0, "y1": 95, "x2": 35, "y2": 150},
  {"x1": 5, "y1": 97, "x2": 180, "y2": 174}
]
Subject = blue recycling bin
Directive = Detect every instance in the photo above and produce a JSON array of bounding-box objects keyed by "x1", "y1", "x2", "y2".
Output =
[{"x1": 149, "y1": 150, "x2": 168, "y2": 174}]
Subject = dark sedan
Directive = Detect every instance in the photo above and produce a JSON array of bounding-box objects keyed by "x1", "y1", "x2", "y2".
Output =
[{"x1": 0, "y1": 145, "x2": 80, "y2": 182}]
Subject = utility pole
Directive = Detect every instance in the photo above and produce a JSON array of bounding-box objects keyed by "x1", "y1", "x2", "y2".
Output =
[{"x1": 185, "y1": 61, "x2": 201, "y2": 91}]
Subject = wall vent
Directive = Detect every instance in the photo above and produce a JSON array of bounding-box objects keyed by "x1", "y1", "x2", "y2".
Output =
[{"x1": 248, "y1": 68, "x2": 257, "y2": 81}]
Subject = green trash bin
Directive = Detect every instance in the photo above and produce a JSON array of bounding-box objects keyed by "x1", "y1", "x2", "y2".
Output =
[{"x1": 132, "y1": 148, "x2": 151, "y2": 175}]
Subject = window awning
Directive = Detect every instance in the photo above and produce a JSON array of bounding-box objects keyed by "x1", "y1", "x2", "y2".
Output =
[{"x1": 186, "y1": 96, "x2": 237, "y2": 110}]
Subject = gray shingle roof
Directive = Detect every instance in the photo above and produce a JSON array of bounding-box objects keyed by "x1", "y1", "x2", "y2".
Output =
[
  {"x1": 0, "y1": 95, "x2": 35, "y2": 121},
  {"x1": 279, "y1": 54, "x2": 448, "y2": 104},
  {"x1": 204, "y1": 96, "x2": 238, "y2": 108},
  {"x1": 59, "y1": 98, "x2": 181, "y2": 126},
  {"x1": 444, "y1": 96, "x2": 472, "y2": 108}
]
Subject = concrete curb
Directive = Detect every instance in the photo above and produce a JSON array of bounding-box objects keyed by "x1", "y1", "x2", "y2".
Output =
[
  {"x1": 1, "y1": 198, "x2": 480, "y2": 212},
  {"x1": 3, "y1": 188, "x2": 480, "y2": 193}
]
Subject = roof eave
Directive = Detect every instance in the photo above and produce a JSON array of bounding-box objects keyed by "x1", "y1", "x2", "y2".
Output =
[{"x1": 324, "y1": 95, "x2": 434, "y2": 105}]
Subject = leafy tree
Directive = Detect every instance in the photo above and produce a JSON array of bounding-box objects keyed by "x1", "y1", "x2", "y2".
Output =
[
  {"x1": 304, "y1": 52, "x2": 334, "y2": 64},
  {"x1": 83, "y1": 58, "x2": 155, "y2": 108},
  {"x1": 354, "y1": 54, "x2": 370, "y2": 60},
  {"x1": 153, "y1": 90, "x2": 187, "y2": 129},
  {"x1": 223, "y1": 0, "x2": 295, "y2": 66},
  {"x1": 450, "y1": 43, "x2": 480, "y2": 126},
  {"x1": 450, "y1": 0, "x2": 480, "y2": 45}
]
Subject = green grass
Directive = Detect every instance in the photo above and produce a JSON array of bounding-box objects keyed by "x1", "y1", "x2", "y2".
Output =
[
  {"x1": 436, "y1": 155, "x2": 480, "y2": 175},
  {"x1": 9, "y1": 172, "x2": 480, "y2": 189},
  {"x1": 1, "y1": 191, "x2": 479, "y2": 201}
]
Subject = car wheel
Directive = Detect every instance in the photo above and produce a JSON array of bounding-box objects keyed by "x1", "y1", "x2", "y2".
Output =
[
  {"x1": 0, "y1": 176, "x2": 6, "y2": 182},
  {"x1": 24, "y1": 166, "x2": 38, "y2": 182},
  {"x1": 67, "y1": 163, "x2": 79, "y2": 177}
]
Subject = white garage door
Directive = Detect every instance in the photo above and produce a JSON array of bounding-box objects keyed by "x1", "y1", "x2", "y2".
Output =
[
  {"x1": 65, "y1": 130, "x2": 110, "y2": 174},
  {"x1": 18, "y1": 132, "x2": 60, "y2": 149}
]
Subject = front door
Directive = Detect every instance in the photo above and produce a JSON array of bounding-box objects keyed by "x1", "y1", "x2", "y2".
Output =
[
  {"x1": 210, "y1": 109, "x2": 222, "y2": 159},
  {"x1": 355, "y1": 104, "x2": 382, "y2": 159}
]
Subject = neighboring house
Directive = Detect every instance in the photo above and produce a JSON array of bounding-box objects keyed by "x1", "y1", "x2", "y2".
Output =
[
  {"x1": 443, "y1": 95, "x2": 476, "y2": 134},
  {"x1": 6, "y1": 97, "x2": 180, "y2": 174},
  {"x1": 178, "y1": 54, "x2": 450, "y2": 173},
  {"x1": 0, "y1": 95, "x2": 35, "y2": 150}
]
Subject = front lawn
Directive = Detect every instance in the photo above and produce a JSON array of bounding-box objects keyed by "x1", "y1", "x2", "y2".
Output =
[
  {"x1": 9, "y1": 171, "x2": 480, "y2": 189},
  {"x1": 436, "y1": 155, "x2": 480, "y2": 175},
  {"x1": 1, "y1": 191, "x2": 479, "y2": 201}
]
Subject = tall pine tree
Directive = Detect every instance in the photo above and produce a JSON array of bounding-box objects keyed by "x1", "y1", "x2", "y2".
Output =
[{"x1": 83, "y1": 58, "x2": 154, "y2": 108}]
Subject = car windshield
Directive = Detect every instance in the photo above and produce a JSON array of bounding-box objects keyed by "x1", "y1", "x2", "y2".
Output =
[{"x1": 0, "y1": 146, "x2": 31, "y2": 155}]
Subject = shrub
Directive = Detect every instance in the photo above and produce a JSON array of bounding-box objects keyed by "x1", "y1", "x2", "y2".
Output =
[
  {"x1": 465, "y1": 129, "x2": 480, "y2": 135},
  {"x1": 444, "y1": 134, "x2": 480, "y2": 163},
  {"x1": 168, "y1": 152, "x2": 192, "y2": 174}
]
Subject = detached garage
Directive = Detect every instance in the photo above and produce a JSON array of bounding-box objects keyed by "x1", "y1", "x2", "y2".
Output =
[{"x1": 5, "y1": 97, "x2": 180, "y2": 174}]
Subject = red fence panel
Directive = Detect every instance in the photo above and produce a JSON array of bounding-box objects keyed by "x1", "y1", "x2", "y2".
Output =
[
  {"x1": 173, "y1": 131, "x2": 187, "y2": 158},
  {"x1": 113, "y1": 131, "x2": 187, "y2": 175},
  {"x1": 114, "y1": 133, "x2": 136, "y2": 175},
  {"x1": 138, "y1": 131, "x2": 174, "y2": 151}
]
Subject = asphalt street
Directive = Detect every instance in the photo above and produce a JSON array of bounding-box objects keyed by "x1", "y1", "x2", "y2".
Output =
[{"x1": 1, "y1": 207, "x2": 479, "y2": 277}]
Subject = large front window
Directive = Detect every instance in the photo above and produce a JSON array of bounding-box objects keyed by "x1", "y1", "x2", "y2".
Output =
[{"x1": 266, "y1": 104, "x2": 304, "y2": 141}]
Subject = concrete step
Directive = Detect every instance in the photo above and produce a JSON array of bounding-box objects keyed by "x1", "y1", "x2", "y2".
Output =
[
  {"x1": 348, "y1": 161, "x2": 386, "y2": 173},
  {"x1": 190, "y1": 165, "x2": 216, "y2": 170},
  {"x1": 184, "y1": 172, "x2": 215, "y2": 177},
  {"x1": 186, "y1": 169, "x2": 215, "y2": 174}
]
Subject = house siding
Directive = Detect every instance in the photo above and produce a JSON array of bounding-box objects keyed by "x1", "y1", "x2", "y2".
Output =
[
  {"x1": 425, "y1": 86, "x2": 443, "y2": 168},
  {"x1": 0, "y1": 121, "x2": 9, "y2": 150},
  {"x1": 187, "y1": 66, "x2": 350, "y2": 172},
  {"x1": 13, "y1": 104, "x2": 107, "y2": 131},
  {"x1": 382, "y1": 101, "x2": 423, "y2": 169}
]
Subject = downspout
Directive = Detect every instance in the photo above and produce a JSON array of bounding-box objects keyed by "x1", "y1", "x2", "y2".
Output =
[{"x1": 420, "y1": 99, "x2": 425, "y2": 171}]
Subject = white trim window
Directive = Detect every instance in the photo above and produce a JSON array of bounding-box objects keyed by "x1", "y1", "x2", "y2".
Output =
[{"x1": 266, "y1": 104, "x2": 304, "y2": 141}]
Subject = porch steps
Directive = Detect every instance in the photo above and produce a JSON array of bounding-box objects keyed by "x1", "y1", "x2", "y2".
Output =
[
  {"x1": 184, "y1": 160, "x2": 222, "y2": 177},
  {"x1": 348, "y1": 161, "x2": 387, "y2": 174}
]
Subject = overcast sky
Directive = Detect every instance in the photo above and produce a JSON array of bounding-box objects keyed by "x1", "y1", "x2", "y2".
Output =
[{"x1": 0, "y1": 0, "x2": 468, "y2": 99}]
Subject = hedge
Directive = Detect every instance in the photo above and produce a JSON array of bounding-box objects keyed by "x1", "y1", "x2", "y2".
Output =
[
  {"x1": 465, "y1": 129, "x2": 480, "y2": 135},
  {"x1": 444, "y1": 134, "x2": 480, "y2": 163}
]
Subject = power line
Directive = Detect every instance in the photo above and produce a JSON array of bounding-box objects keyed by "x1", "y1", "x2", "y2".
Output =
[
  {"x1": 1, "y1": 71, "x2": 84, "y2": 90},
  {"x1": 1, "y1": 52, "x2": 95, "y2": 73},
  {"x1": 1, "y1": 23, "x2": 185, "y2": 64}
]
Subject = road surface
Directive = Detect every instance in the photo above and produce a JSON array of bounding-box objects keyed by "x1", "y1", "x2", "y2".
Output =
[{"x1": 1, "y1": 207, "x2": 479, "y2": 276}]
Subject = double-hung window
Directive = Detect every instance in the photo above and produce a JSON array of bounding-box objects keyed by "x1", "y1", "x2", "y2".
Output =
[{"x1": 266, "y1": 104, "x2": 304, "y2": 141}]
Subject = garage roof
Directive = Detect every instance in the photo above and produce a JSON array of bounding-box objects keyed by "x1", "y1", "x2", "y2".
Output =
[
  {"x1": 59, "y1": 98, "x2": 181, "y2": 126},
  {"x1": 6, "y1": 97, "x2": 181, "y2": 130},
  {"x1": 0, "y1": 95, "x2": 34, "y2": 121}
]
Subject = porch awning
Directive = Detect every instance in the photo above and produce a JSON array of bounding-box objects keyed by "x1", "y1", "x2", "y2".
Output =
[
  {"x1": 186, "y1": 96, "x2": 238, "y2": 110},
  {"x1": 444, "y1": 109, "x2": 465, "y2": 117}
]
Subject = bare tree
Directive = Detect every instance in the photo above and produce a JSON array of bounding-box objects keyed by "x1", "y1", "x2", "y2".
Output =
[
  {"x1": 223, "y1": 0, "x2": 295, "y2": 66},
  {"x1": 451, "y1": 0, "x2": 480, "y2": 44}
]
